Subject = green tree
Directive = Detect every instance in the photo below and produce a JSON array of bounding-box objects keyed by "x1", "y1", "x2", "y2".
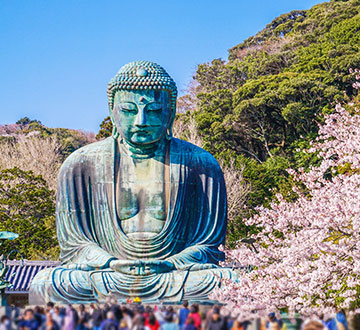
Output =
[
  {"x1": 96, "y1": 116, "x2": 113, "y2": 140},
  {"x1": 0, "y1": 167, "x2": 59, "y2": 260},
  {"x1": 16, "y1": 117, "x2": 42, "y2": 126}
]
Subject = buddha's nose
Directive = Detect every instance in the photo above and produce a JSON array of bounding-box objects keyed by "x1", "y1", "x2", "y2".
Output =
[{"x1": 135, "y1": 108, "x2": 149, "y2": 127}]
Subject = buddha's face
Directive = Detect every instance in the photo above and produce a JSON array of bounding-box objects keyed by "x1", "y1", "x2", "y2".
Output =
[{"x1": 112, "y1": 90, "x2": 172, "y2": 145}]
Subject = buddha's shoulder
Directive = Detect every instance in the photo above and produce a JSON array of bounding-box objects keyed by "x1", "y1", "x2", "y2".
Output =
[
  {"x1": 61, "y1": 137, "x2": 113, "y2": 168},
  {"x1": 172, "y1": 138, "x2": 209, "y2": 155},
  {"x1": 171, "y1": 138, "x2": 221, "y2": 169}
]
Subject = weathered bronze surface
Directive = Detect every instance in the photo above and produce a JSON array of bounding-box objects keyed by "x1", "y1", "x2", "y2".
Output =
[{"x1": 29, "y1": 61, "x2": 236, "y2": 304}]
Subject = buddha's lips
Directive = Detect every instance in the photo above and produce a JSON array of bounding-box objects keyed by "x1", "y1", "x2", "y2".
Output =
[{"x1": 132, "y1": 126, "x2": 161, "y2": 133}]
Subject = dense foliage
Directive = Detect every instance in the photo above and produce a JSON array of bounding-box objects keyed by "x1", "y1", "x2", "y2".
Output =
[
  {"x1": 182, "y1": 0, "x2": 360, "y2": 245},
  {"x1": 0, "y1": 118, "x2": 95, "y2": 259},
  {"x1": 213, "y1": 91, "x2": 360, "y2": 319},
  {"x1": 0, "y1": 167, "x2": 59, "y2": 259}
]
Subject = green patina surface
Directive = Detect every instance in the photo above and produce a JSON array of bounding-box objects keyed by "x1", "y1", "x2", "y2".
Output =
[{"x1": 29, "y1": 61, "x2": 236, "y2": 304}]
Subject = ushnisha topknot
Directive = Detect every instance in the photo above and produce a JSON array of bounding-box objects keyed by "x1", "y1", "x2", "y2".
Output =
[{"x1": 107, "y1": 61, "x2": 177, "y2": 113}]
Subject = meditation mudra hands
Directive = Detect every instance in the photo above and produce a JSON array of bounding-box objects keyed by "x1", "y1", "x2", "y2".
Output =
[{"x1": 109, "y1": 259, "x2": 175, "y2": 276}]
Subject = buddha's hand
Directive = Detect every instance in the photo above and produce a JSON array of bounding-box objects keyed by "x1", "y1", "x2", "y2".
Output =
[
  {"x1": 142, "y1": 260, "x2": 175, "y2": 275},
  {"x1": 109, "y1": 259, "x2": 175, "y2": 276}
]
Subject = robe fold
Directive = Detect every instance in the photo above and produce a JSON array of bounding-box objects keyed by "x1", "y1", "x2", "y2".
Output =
[{"x1": 29, "y1": 137, "x2": 235, "y2": 304}]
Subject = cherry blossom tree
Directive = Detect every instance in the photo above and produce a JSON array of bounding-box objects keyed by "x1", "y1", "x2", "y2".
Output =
[{"x1": 213, "y1": 81, "x2": 360, "y2": 320}]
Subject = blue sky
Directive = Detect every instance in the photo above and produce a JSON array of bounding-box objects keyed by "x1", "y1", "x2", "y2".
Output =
[{"x1": 0, "y1": 0, "x2": 324, "y2": 132}]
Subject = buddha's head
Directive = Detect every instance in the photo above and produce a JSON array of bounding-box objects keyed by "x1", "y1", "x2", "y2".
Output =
[{"x1": 107, "y1": 61, "x2": 177, "y2": 146}]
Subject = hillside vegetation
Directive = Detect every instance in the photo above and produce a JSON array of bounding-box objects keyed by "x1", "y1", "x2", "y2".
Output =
[
  {"x1": 0, "y1": 117, "x2": 95, "y2": 259},
  {"x1": 181, "y1": 0, "x2": 360, "y2": 245}
]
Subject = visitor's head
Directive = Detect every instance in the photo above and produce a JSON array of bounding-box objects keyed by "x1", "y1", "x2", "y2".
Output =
[
  {"x1": 190, "y1": 305, "x2": 197, "y2": 314},
  {"x1": 46, "y1": 302, "x2": 54, "y2": 310},
  {"x1": 212, "y1": 307, "x2": 220, "y2": 321},
  {"x1": 24, "y1": 309, "x2": 34, "y2": 320},
  {"x1": 303, "y1": 321, "x2": 325, "y2": 330},
  {"x1": 108, "y1": 61, "x2": 177, "y2": 145},
  {"x1": 148, "y1": 312, "x2": 156, "y2": 325},
  {"x1": 34, "y1": 306, "x2": 42, "y2": 314},
  {"x1": 165, "y1": 314, "x2": 173, "y2": 323},
  {"x1": 268, "y1": 312, "x2": 276, "y2": 322},
  {"x1": 107, "y1": 311, "x2": 115, "y2": 320},
  {"x1": 0, "y1": 315, "x2": 9, "y2": 325},
  {"x1": 183, "y1": 301, "x2": 189, "y2": 308}
]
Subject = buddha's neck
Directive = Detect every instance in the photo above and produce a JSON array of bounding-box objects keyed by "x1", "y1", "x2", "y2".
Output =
[{"x1": 119, "y1": 137, "x2": 167, "y2": 159}]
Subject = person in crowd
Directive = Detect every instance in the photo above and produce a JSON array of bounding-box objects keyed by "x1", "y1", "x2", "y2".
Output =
[
  {"x1": 160, "y1": 314, "x2": 179, "y2": 330},
  {"x1": 63, "y1": 305, "x2": 79, "y2": 330},
  {"x1": 133, "y1": 315, "x2": 150, "y2": 330},
  {"x1": 18, "y1": 309, "x2": 40, "y2": 330},
  {"x1": 99, "y1": 311, "x2": 118, "y2": 330},
  {"x1": 122, "y1": 307, "x2": 134, "y2": 329},
  {"x1": 109, "y1": 303, "x2": 122, "y2": 324},
  {"x1": 326, "y1": 311, "x2": 348, "y2": 330},
  {"x1": 51, "y1": 306, "x2": 64, "y2": 329},
  {"x1": 146, "y1": 312, "x2": 160, "y2": 330},
  {"x1": 132, "y1": 306, "x2": 146, "y2": 330},
  {"x1": 301, "y1": 317, "x2": 329, "y2": 330},
  {"x1": 91, "y1": 305, "x2": 104, "y2": 330},
  {"x1": 178, "y1": 302, "x2": 189, "y2": 330},
  {"x1": 154, "y1": 306, "x2": 167, "y2": 326},
  {"x1": 186, "y1": 305, "x2": 201, "y2": 330},
  {"x1": 34, "y1": 306, "x2": 46, "y2": 328},
  {"x1": 204, "y1": 305, "x2": 220, "y2": 330},
  {"x1": 46, "y1": 302, "x2": 55, "y2": 315},
  {"x1": 205, "y1": 307, "x2": 227, "y2": 330},
  {"x1": 77, "y1": 304, "x2": 90, "y2": 330},
  {"x1": 265, "y1": 313, "x2": 283, "y2": 330},
  {"x1": 183, "y1": 317, "x2": 197, "y2": 330},
  {"x1": 45, "y1": 311, "x2": 60, "y2": 330},
  {"x1": 0, "y1": 315, "x2": 10, "y2": 330},
  {"x1": 302, "y1": 320, "x2": 326, "y2": 330},
  {"x1": 121, "y1": 305, "x2": 134, "y2": 319},
  {"x1": 144, "y1": 307, "x2": 152, "y2": 319},
  {"x1": 166, "y1": 307, "x2": 177, "y2": 323}
]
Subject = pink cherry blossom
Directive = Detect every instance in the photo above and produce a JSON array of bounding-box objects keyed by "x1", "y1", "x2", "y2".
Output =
[{"x1": 212, "y1": 75, "x2": 360, "y2": 321}]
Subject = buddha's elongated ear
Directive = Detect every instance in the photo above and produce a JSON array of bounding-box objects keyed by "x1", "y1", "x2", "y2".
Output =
[
  {"x1": 109, "y1": 106, "x2": 120, "y2": 139},
  {"x1": 112, "y1": 125, "x2": 119, "y2": 139},
  {"x1": 166, "y1": 108, "x2": 175, "y2": 140}
]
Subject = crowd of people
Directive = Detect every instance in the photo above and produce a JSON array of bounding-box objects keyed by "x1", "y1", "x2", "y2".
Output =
[
  {"x1": 0, "y1": 302, "x2": 250, "y2": 330},
  {"x1": 0, "y1": 301, "x2": 349, "y2": 330}
]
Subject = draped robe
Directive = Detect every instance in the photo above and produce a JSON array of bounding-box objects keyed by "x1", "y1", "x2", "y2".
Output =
[{"x1": 29, "y1": 137, "x2": 235, "y2": 304}]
